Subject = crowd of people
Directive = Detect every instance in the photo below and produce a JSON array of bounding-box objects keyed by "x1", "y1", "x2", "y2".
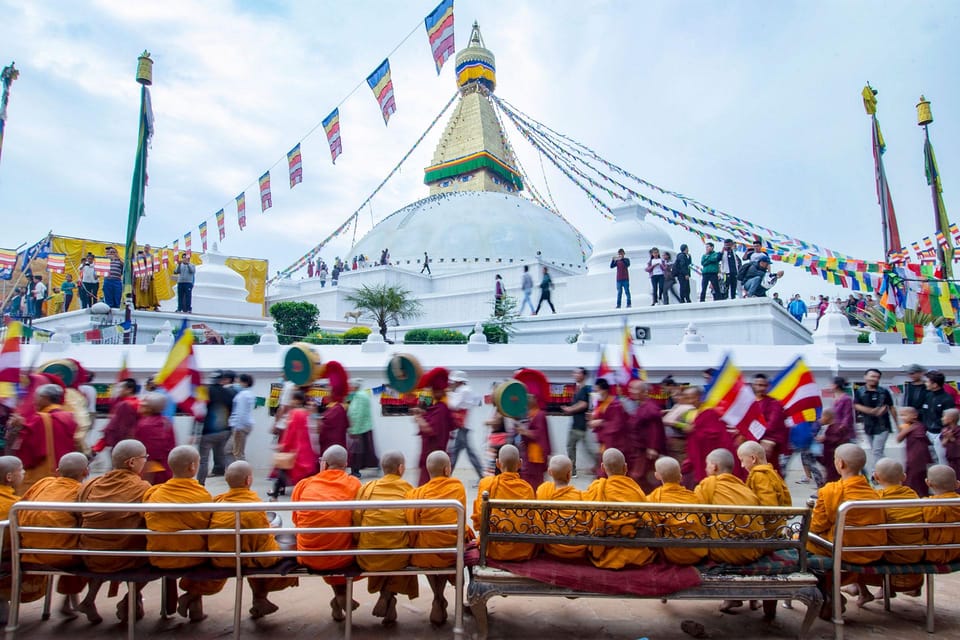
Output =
[{"x1": 301, "y1": 249, "x2": 394, "y2": 288}]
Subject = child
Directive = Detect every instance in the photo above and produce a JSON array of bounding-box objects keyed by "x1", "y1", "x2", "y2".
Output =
[
  {"x1": 47, "y1": 287, "x2": 64, "y2": 316},
  {"x1": 895, "y1": 406, "x2": 932, "y2": 497},
  {"x1": 646, "y1": 456, "x2": 707, "y2": 565},
  {"x1": 924, "y1": 465, "x2": 960, "y2": 564},
  {"x1": 816, "y1": 408, "x2": 853, "y2": 484},
  {"x1": 61, "y1": 274, "x2": 76, "y2": 312},
  {"x1": 940, "y1": 408, "x2": 960, "y2": 478}
]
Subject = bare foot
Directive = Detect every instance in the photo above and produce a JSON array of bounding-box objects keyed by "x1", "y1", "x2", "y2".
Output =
[
  {"x1": 429, "y1": 598, "x2": 448, "y2": 626},
  {"x1": 719, "y1": 600, "x2": 743, "y2": 613},
  {"x1": 857, "y1": 589, "x2": 876, "y2": 607},
  {"x1": 249, "y1": 597, "x2": 279, "y2": 619},
  {"x1": 74, "y1": 600, "x2": 102, "y2": 624}
]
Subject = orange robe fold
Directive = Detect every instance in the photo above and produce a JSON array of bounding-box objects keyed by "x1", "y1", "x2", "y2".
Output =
[
  {"x1": 646, "y1": 482, "x2": 708, "y2": 565},
  {"x1": 745, "y1": 463, "x2": 792, "y2": 535},
  {"x1": 20, "y1": 476, "x2": 82, "y2": 567},
  {"x1": 78, "y1": 469, "x2": 151, "y2": 572},
  {"x1": 694, "y1": 473, "x2": 764, "y2": 564},
  {"x1": 406, "y1": 476, "x2": 474, "y2": 569},
  {"x1": 354, "y1": 474, "x2": 418, "y2": 598},
  {"x1": 473, "y1": 472, "x2": 536, "y2": 561},
  {"x1": 144, "y1": 477, "x2": 225, "y2": 596},
  {"x1": 583, "y1": 475, "x2": 655, "y2": 569},
  {"x1": 0, "y1": 485, "x2": 45, "y2": 603},
  {"x1": 807, "y1": 475, "x2": 885, "y2": 564},
  {"x1": 870, "y1": 485, "x2": 925, "y2": 591},
  {"x1": 535, "y1": 482, "x2": 586, "y2": 560},
  {"x1": 924, "y1": 491, "x2": 960, "y2": 564},
  {"x1": 292, "y1": 469, "x2": 362, "y2": 571}
]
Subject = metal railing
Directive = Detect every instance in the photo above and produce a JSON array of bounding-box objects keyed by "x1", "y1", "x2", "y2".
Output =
[{"x1": 5, "y1": 499, "x2": 467, "y2": 640}]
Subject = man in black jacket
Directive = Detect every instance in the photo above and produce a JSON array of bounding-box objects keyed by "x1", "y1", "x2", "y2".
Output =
[
  {"x1": 901, "y1": 364, "x2": 928, "y2": 411},
  {"x1": 197, "y1": 370, "x2": 237, "y2": 484},
  {"x1": 673, "y1": 244, "x2": 692, "y2": 303},
  {"x1": 922, "y1": 370, "x2": 955, "y2": 464},
  {"x1": 718, "y1": 239, "x2": 742, "y2": 300}
]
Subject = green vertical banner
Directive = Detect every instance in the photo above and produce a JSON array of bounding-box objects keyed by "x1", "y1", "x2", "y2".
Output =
[
  {"x1": 924, "y1": 136, "x2": 954, "y2": 278},
  {"x1": 124, "y1": 82, "x2": 153, "y2": 299}
]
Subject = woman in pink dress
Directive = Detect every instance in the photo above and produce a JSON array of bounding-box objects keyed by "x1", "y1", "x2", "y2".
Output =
[{"x1": 269, "y1": 390, "x2": 317, "y2": 498}]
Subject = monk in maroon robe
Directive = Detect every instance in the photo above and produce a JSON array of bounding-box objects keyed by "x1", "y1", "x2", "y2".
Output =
[
  {"x1": 681, "y1": 405, "x2": 739, "y2": 488},
  {"x1": 133, "y1": 393, "x2": 177, "y2": 484},
  {"x1": 626, "y1": 380, "x2": 667, "y2": 492},
  {"x1": 518, "y1": 396, "x2": 552, "y2": 491},
  {"x1": 895, "y1": 407, "x2": 933, "y2": 496},
  {"x1": 101, "y1": 379, "x2": 140, "y2": 449},
  {"x1": 9, "y1": 384, "x2": 78, "y2": 492},
  {"x1": 589, "y1": 379, "x2": 631, "y2": 473},
  {"x1": 319, "y1": 401, "x2": 349, "y2": 453},
  {"x1": 750, "y1": 374, "x2": 790, "y2": 474}
]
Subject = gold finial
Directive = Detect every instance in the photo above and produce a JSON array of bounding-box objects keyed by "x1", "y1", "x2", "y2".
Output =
[
  {"x1": 917, "y1": 95, "x2": 933, "y2": 126},
  {"x1": 136, "y1": 50, "x2": 153, "y2": 86},
  {"x1": 861, "y1": 83, "x2": 877, "y2": 115}
]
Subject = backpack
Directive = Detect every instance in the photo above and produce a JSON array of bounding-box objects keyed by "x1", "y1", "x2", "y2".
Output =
[
  {"x1": 672, "y1": 253, "x2": 689, "y2": 277},
  {"x1": 737, "y1": 261, "x2": 753, "y2": 283}
]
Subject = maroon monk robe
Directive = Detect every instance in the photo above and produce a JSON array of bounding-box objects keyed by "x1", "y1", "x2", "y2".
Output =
[
  {"x1": 101, "y1": 396, "x2": 139, "y2": 448},
  {"x1": 628, "y1": 399, "x2": 667, "y2": 492},
  {"x1": 418, "y1": 402, "x2": 455, "y2": 485},
  {"x1": 520, "y1": 409, "x2": 552, "y2": 491},
  {"x1": 821, "y1": 418, "x2": 855, "y2": 483},
  {"x1": 592, "y1": 397, "x2": 630, "y2": 478},
  {"x1": 943, "y1": 424, "x2": 960, "y2": 480},
  {"x1": 681, "y1": 408, "x2": 741, "y2": 489},
  {"x1": 900, "y1": 421, "x2": 933, "y2": 497},
  {"x1": 318, "y1": 402, "x2": 349, "y2": 453},
  {"x1": 133, "y1": 414, "x2": 177, "y2": 484},
  {"x1": 13, "y1": 405, "x2": 78, "y2": 471},
  {"x1": 753, "y1": 396, "x2": 790, "y2": 474}
]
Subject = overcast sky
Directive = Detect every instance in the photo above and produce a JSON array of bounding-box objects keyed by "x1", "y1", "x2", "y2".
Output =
[{"x1": 1, "y1": 0, "x2": 958, "y2": 298}]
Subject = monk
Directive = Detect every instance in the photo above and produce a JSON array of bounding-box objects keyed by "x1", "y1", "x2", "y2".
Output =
[
  {"x1": 738, "y1": 440, "x2": 791, "y2": 535},
  {"x1": 144, "y1": 445, "x2": 225, "y2": 622},
  {"x1": 923, "y1": 464, "x2": 960, "y2": 564},
  {"x1": 816, "y1": 408, "x2": 854, "y2": 484},
  {"x1": 209, "y1": 461, "x2": 298, "y2": 619},
  {"x1": 645, "y1": 457, "x2": 707, "y2": 565},
  {"x1": 472, "y1": 445, "x2": 536, "y2": 561},
  {"x1": 535, "y1": 454, "x2": 586, "y2": 561},
  {"x1": 353, "y1": 451, "x2": 418, "y2": 625},
  {"x1": 588, "y1": 378, "x2": 630, "y2": 463},
  {"x1": 694, "y1": 448, "x2": 765, "y2": 565},
  {"x1": 414, "y1": 380, "x2": 455, "y2": 486},
  {"x1": 0, "y1": 455, "x2": 46, "y2": 612},
  {"x1": 100, "y1": 379, "x2": 139, "y2": 448},
  {"x1": 682, "y1": 387, "x2": 740, "y2": 488},
  {"x1": 518, "y1": 395, "x2": 551, "y2": 491},
  {"x1": 292, "y1": 444, "x2": 362, "y2": 622},
  {"x1": 895, "y1": 406, "x2": 933, "y2": 497},
  {"x1": 750, "y1": 374, "x2": 790, "y2": 474},
  {"x1": 19, "y1": 452, "x2": 90, "y2": 615},
  {"x1": 74, "y1": 439, "x2": 152, "y2": 623},
  {"x1": 319, "y1": 395, "x2": 350, "y2": 453},
  {"x1": 133, "y1": 392, "x2": 176, "y2": 484},
  {"x1": 940, "y1": 408, "x2": 960, "y2": 478},
  {"x1": 407, "y1": 451, "x2": 473, "y2": 626},
  {"x1": 583, "y1": 448, "x2": 656, "y2": 569},
  {"x1": 8, "y1": 384, "x2": 78, "y2": 492},
  {"x1": 626, "y1": 380, "x2": 666, "y2": 492}
]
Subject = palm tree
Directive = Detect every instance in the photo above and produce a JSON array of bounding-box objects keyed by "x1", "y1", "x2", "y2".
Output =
[{"x1": 344, "y1": 283, "x2": 423, "y2": 340}]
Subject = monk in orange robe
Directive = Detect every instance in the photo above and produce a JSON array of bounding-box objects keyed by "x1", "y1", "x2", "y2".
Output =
[
  {"x1": 144, "y1": 445, "x2": 226, "y2": 622},
  {"x1": 694, "y1": 448, "x2": 765, "y2": 565},
  {"x1": 0, "y1": 456, "x2": 47, "y2": 608},
  {"x1": 738, "y1": 440, "x2": 791, "y2": 534},
  {"x1": 583, "y1": 448, "x2": 656, "y2": 569},
  {"x1": 406, "y1": 450, "x2": 473, "y2": 626},
  {"x1": 292, "y1": 444, "x2": 362, "y2": 622},
  {"x1": 210, "y1": 461, "x2": 298, "y2": 619},
  {"x1": 19, "y1": 452, "x2": 90, "y2": 614},
  {"x1": 74, "y1": 439, "x2": 152, "y2": 623},
  {"x1": 472, "y1": 444, "x2": 536, "y2": 561},
  {"x1": 923, "y1": 464, "x2": 960, "y2": 564},
  {"x1": 518, "y1": 395, "x2": 551, "y2": 491},
  {"x1": 645, "y1": 456, "x2": 707, "y2": 565},
  {"x1": 535, "y1": 454, "x2": 586, "y2": 560},
  {"x1": 353, "y1": 451, "x2": 418, "y2": 625}
]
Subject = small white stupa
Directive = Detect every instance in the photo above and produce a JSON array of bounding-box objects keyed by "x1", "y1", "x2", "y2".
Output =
[{"x1": 185, "y1": 244, "x2": 261, "y2": 317}]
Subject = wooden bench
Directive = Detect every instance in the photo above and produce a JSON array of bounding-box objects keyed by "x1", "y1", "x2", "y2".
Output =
[
  {"x1": 807, "y1": 497, "x2": 960, "y2": 640},
  {"x1": 3, "y1": 499, "x2": 469, "y2": 640},
  {"x1": 469, "y1": 494, "x2": 822, "y2": 640}
]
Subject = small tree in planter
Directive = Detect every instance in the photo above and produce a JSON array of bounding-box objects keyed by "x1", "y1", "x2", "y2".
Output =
[
  {"x1": 268, "y1": 301, "x2": 319, "y2": 345},
  {"x1": 344, "y1": 284, "x2": 423, "y2": 341}
]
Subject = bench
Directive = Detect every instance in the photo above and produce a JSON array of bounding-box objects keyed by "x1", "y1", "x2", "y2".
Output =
[
  {"x1": 469, "y1": 494, "x2": 821, "y2": 639},
  {"x1": 807, "y1": 497, "x2": 960, "y2": 640},
  {"x1": 3, "y1": 499, "x2": 469, "y2": 640}
]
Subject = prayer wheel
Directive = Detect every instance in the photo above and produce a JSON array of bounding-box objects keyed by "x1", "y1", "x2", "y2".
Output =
[
  {"x1": 136, "y1": 50, "x2": 153, "y2": 86},
  {"x1": 515, "y1": 368, "x2": 550, "y2": 409},
  {"x1": 283, "y1": 342, "x2": 322, "y2": 386},
  {"x1": 916, "y1": 95, "x2": 933, "y2": 126},
  {"x1": 38, "y1": 359, "x2": 80, "y2": 388},
  {"x1": 386, "y1": 353, "x2": 422, "y2": 393},
  {"x1": 493, "y1": 379, "x2": 527, "y2": 418}
]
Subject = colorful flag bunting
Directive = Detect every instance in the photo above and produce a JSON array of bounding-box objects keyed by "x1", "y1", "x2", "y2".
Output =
[
  {"x1": 950, "y1": 222, "x2": 960, "y2": 245},
  {"x1": 185, "y1": 232, "x2": 193, "y2": 253},
  {"x1": 259, "y1": 171, "x2": 272, "y2": 211},
  {"x1": 287, "y1": 143, "x2": 303, "y2": 188},
  {"x1": 366, "y1": 59, "x2": 397, "y2": 126},
  {"x1": 45, "y1": 253, "x2": 66, "y2": 273},
  {"x1": 93, "y1": 257, "x2": 111, "y2": 276},
  {"x1": 322, "y1": 109, "x2": 342, "y2": 163},
  {"x1": 236, "y1": 193, "x2": 246, "y2": 230},
  {"x1": 216, "y1": 208, "x2": 226, "y2": 241},
  {"x1": 424, "y1": 0, "x2": 455, "y2": 74},
  {"x1": 154, "y1": 320, "x2": 202, "y2": 414},
  {"x1": 701, "y1": 356, "x2": 766, "y2": 441},
  {"x1": 768, "y1": 357, "x2": 822, "y2": 426},
  {"x1": 199, "y1": 222, "x2": 208, "y2": 251},
  {"x1": 937, "y1": 230, "x2": 948, "y2": 248}
]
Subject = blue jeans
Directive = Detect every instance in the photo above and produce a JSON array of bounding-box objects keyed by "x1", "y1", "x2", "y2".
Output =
[
  {"x1": 616, "y1": 279, "x2": 631, "y2": 307},
  {"x1": 520, "y1": 289, "x2": 535, "y2": 314},
  {"x1": 744, "y1": 275, "x2": 764, "y2": 297},
  {"x1": 103, "y1": 278, "x2": 122, "y2": 307}
]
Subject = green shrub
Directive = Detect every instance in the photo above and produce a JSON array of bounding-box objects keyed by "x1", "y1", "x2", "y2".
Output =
[
  {"x1": 342, "y1": 326, "x2": 372, "y2": 344},
  {"x1": 233, "y1": 332, "x2": 261, "y2": 345},
  {"x1": 304, "y1": 331, "x2": 343, "y2": 345},
  {"x1": 857, "y1": 332, "x2": 870, "y2": 344},
  {"x1": 269, "y1": 301, "x2": 319, "y2": 344},
  {"x1": 403, "y1": 328, "x2": 469, "y2": 344},
  {"x1": 467, "y1": 323, "x2": 509, "y2": 344}
]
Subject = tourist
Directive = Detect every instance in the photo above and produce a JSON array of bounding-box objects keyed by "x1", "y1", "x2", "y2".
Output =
[
  {"x1": 269, "y1": 389, "x2": 315, "y2": 499},
  {"x1": 534, "y1": 266, "x2": 556, "y2": 314},
  {"x1": 787, "y1": 294, "x2": 807, "y2": 323},
  {"x1": 674, "y1": 244, "x2": 692, "y2": 303},
  {"x1": 772, "y1": 292, "x2": 784, "y2": 306},
  {"x1": 901, "y1": 364, "x2": 928, "y2": 411},
  {"x1": 346, "y1": 378, "x2": 378, "y2": 477},
  {"x1": 61, "y1": 273, "x2": 76, "y2": 312},
  {"x1": 319, "y1": 261, "x2": 328, "y2": 287},
  {"x1": 645, "y1": 247, "x2": 665, "y2": 305},
  {"x1": 9, "y1": 384, "x2": 78, "y2": 493},
  {"x1": 228, "y1": 373, "x2": 256, "y2": 462},
  {"x1": 79, "y1": 253, "x2": 99, "y2": 309},
  {"x1": 421, "y1": 251, "x2": 431, "y2": 275},
  {"x1": 472, "y1": 445, "x2": 535, "y2": 560},
  {"x1": 699, "y1": 242, "x2": 720, "y2": 302},
  {"x1": 5, "y1": 287, "x2": 24, "y2": 320},
  {"x1": 31, "y1": 275, "x2": 47, "y2": 318},
  {"x1": 446, "y1": 371, "x2": 484, "y2": 480},
  {"x1": 307, "y1": 260, "x2": 314, "y2": 278},
  {"x1": 494, "y1": 274, "x2": 505, "y2": 316},
  {"x1": 561, "y1": 367, "x2": 596, "y2": 477},
  {"x1": 718, "y1": 239, "x2": 741, "y2": 299},
  {"x1": 331, "y1": 261, "x2": 340, "y2": 286},
  {"x1": 661, "y1": 251, "x2": 680, "y2": 304},
  {"x1": 854, "y1": 368, "x2": 894, "y2": 469},
  {"x1": 519, "y1": 265, "x2": 535, "y2": 315},
  {"x1": 173, "y1": 252, "x2": 195, "y2": 313},
  {"x1": 102, "y1": 246, "x2": 123, "y2": 308},
  {"x1": 815, "y1": 295, "x2": 829, "y2": 328},
  {"x1": 895, "y1": 406, "x2": 933, "y2": 496},
  {"x1": 380, "y1": 248, "x2": 389, "y2": 266},
  {"x1": 535, "y1": 455, "x2": 586, "y2": 560},
  {"x1": 197, "y1": 370, "x2": 236, "y2": 485},
  {"x1": 610, "y1": 248, "x2": 631, "y2": 309},
  {"x1": 742, "y1": 238, "x2": 768, "y2": 264},
  {"x1": 922, "y1": 369, "x2": 955, "y2": 464},
  {"x1": 743, "y1": 256, "x2": 782, "y2": 297}
]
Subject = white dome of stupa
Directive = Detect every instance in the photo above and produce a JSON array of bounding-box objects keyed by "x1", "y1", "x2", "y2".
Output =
[{"x1": 586, "y1": 202, "x2": 675, "y2": 273}]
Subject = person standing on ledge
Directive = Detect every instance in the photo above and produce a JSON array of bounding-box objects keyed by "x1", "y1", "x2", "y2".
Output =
[
  {"x1": 699, "y1": 242, "x2": 720, "y2": 302},
  {"x1": 102, "y1": 246, "x2": 123, "y2": 308},
  {"x1": 173, "y1": 252, "x2": 195, "y2": 313},
  {"x1": 534, "y1": 266, "x2": 556, "y2": 314},
  {"x1": 519, "y1": 265, "x2": 535, "y2": 315},
  {"x1": 610, "y1": 248, "x2": 631, "y2": 309},
  {"x1": 420, "y1": 251, "x2": 431, "y2": 275}
]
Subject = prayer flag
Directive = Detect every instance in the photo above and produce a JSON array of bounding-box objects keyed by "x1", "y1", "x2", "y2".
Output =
[
  {"x1": 287, "y1": 143, "x2": 302, "y2": 188},
  {"x1": 154, "y1": 319, "x2": 202, "y2": 414},
  {"x1": 45, "y1": 253, "x2": 66, "y2": 273},
  {"x1": 161, "y1": 250, "x2": 170, "y2": 270},
  {"x1": 768, "y1": 357, "x2": 821, "y2": 426},
  {"x1": 0, "y1": 249, "x2": 16, "y2": 269},
  {"x1": 0, "y1": 320, "x2": 23, "y2": 390},
  {"x1": 937, "y1": 231, "x2": 948, "y2": 248},
  {"x1": 124, "y1": 84, "x2": 154, "y2": 300},
  {"x1": 863, "y1": 90, "x2": 902, "y2": 259},
  {"x1": 951, "y1": 222, "x2": 960, "y2": 245},
  {"x1": 185, "y1": 232, "x2": 193, "y2": 253},
  {"x1": 923, "y1": 236, "x2": 934, "y2": 250},
  {"x1": 366, "y1": 59, "x2": 397, "y2": 126},
  {"x1": 620, "y1": 322, "x2": 644, "y2": 383},
  {"x1": 322, "y1": 109, "x2": 342, "y2": 163},
  {"x1": 596, "y1": 346, "x2": 614, "y2": 382},
  {"x1": 259, "y1": 171, "x2": 272, "y2": 211},
  {"x1": 199, "y1": 222, "x2": 208, "y2": 251},
  {"x1": 116, "y1": 351, "x2": 130, "y2": 383},
  {"x1": 93, "y1": 257, "x2": 111, "y2": 276},
  {"x1": 924, "y1": 134, "x2": 954, "y2": 277},
  {"x1": 701, "y1": 356, "x2": 766, "y2": 441},
  {"x1": 424, "y1": 0, "x2": 455, "y2": 74},
  {"x1": 236, "y1": 193, "x2": 246, "y2": 230},
  {"x1": 173, "y1": 239, "x2": 180, "y2": 256},
  {"x1": 216, "y1": 208, "x2": 226, "y2": 241}
]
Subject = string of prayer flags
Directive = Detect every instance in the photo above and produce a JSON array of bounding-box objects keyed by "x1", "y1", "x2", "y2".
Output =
[
  {"x1": 216, "y1": 208, "x2": 226, "y2": 240},
  {"x1": 366, "y1": 59, "x2": 397, "y2": 126},
  {"x1": 46, "y1": 253, "x2": 66, "y2": 273},
  {"x1": 236, "y1": 193, "x2": 246, "y2": 230},
  {"x1": 259, "y1": 171, "x2": 272, "y2": 211},
  {"x1": 425, "y1": 0, "x2": 455, "y2": 74},
  {"x1": 951, "y1": 222, "x2": 960, "y2": 245},
  {"x1": 287, "y1": 143, "x2": 303, "y2": 188},
  {"x1": 322, "y1": 109, "x2": 342, "y2": 163}
]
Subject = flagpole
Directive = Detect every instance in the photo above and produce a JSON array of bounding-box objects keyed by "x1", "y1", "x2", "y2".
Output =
[
  {"x1": 0, "y1": 62, "x2": 20, "y2": 168},
  {"x1": 917, "y1": 95, "x2": 954, "y2": 279},
  {"x1": 123, "y1": 51, "x2": 154, "y2": 305}
]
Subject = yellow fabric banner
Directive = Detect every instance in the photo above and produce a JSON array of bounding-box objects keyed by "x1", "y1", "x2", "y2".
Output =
[{"x1": 225, "y1": 257, "x2": 268, "y2": 304}]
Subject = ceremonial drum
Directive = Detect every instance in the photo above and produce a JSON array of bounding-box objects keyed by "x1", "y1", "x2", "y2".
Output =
[
  {"x1": 386, "y1": 353, "x2": 423, "y2": 393},
  {"x1": 38, "y1": 359, "x2": 80, "y2": 387},
  {"x1": 493, "y1": 379, "x2": 528, "y2": 418},
  {"x1": 283, "y1": 343, "x2": 322, "y2": 386}
]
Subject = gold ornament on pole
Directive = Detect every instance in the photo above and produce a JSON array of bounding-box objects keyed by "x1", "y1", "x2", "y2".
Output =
[
  {"x1": 916, "y1": 95, "x2": 933, "y2": 126},
  {"x1": 136, "y1": 51, "x2": 153, "y2": 86}
]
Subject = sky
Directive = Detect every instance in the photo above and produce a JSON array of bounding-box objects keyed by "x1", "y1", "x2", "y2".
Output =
[{"x1": 1, "y1": 0, "x2": 959, "y2": 300}]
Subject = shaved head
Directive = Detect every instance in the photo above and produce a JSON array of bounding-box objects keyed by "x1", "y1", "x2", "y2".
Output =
[
  {"x1": 737, "y1": 441, "x2": 767, "y2": 464},
  {"x1": 112, "y1": 439, "x2": 147, "y2": 469},
  {"x1": 706, "y1": 448, "x2": 735, "y2": 474},
  {"x1": 601, "y1": 448, "x2": 627, "y2": 476},
  {"x1": 498, "y1": 444, "x2": 521, "y2": 472},
  {"x1": 943, "y1": 408, "x2": 960, "y2": 426},
  {"x1": 426, "y1": 451, "x2": 451, "y2": 478},
  {"x1": 168, "y1": 445, "x2": 200, "y2": 478},
  {"x1": 0, "y1": 456, "x2": 23, "y2": 486},
  {"x1": 547, "y1": 455, "x2": 573, "y2": 485},
  {"x1": 322, "y1": 445, "x2": 348, "y2": 470},
  {"x1": 835, "y1": 443, "x2": 867, "y2": 474},
  {"x1": 927, "y1": 464, "x2": 958, "y2": 494},
  {"x1": 654, "y1": 456, "x2": 682, "y2": 484},
  {"x1": 225, "y1": 461, "x2": 253, "y2": 489},
  {"x1": 57, "y1": 452, "x2": 89, "y2": 481},
  {"x1": 898, "y1": 406, "x2": 919, "y2": 421},
  {"x1": 873, "y1": 458, "x2": 904, "y2": 485},
  {"x1": 380, "y1": 450, "x2": 405, "y2": 476}
]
